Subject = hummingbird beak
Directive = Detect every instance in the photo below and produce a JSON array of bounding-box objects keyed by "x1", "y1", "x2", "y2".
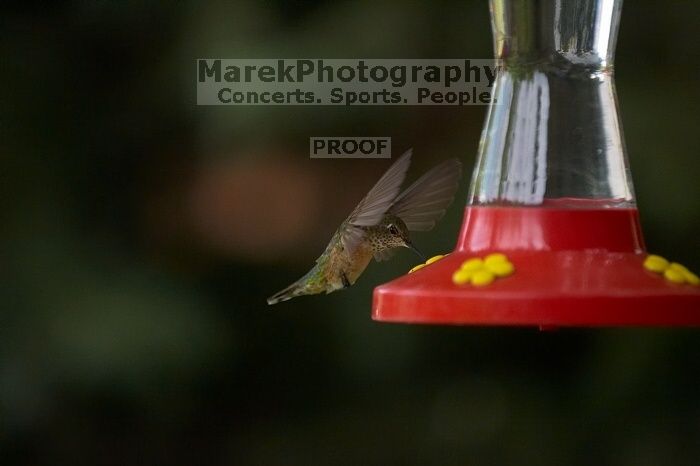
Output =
[{"x1": 405, "y1": 240, "x2": 425, "y2": 261}]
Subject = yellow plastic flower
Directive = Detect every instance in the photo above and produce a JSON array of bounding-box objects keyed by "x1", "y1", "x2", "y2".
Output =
[
  {"x1": 643, "y1": 255, "x2": 669, "y2": 273},
  {"x1": 643, "y1": 254, "x2": 699, "y2": 286},
  {"x1": 471, "y1": 270, "x2": 496, "y2": 286},
  {"x1": 408, "y1": 254, "x2": 447, "y2": 273},
  {"x1": 460, "y1": 258, "x2": 484, "y2": 271},
  {"x1": 452, "y1": 269, "x2": 473, "y2": 285},
  {"x1": 408, "y1": 263, "x2": 427, "y2": 274},
  {"x1": 452, "y1": 252, "x2": 515, "y2": 286},
  {"x1": 425, "y1": 254, "x2": 445, "y2": 265}
]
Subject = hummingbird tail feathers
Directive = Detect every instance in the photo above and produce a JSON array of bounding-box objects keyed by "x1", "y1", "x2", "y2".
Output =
[{"x1": 267, "y1": 280, "x2": 310, "y2": 305}]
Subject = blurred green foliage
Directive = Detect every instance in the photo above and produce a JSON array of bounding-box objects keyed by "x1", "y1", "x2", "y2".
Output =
[{"x1": 1, "y1": 1, "x2": 699, "y2": 464}]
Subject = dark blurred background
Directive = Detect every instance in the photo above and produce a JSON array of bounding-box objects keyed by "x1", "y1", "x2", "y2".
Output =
[{"x1": 2, "y1": 1, "x2": 699, "y2": 465}]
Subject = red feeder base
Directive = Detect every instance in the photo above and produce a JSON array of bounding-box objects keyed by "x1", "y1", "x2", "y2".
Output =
[{"x1": 372, "y1": 205, "x2": 700, "y2": 327}]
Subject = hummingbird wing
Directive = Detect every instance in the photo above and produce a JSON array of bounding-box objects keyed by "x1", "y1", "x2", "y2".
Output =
[
  {"x1": 389, "y1": 158, "x2": 462, "y2": 231},
  {"x1": 341, "y1": 149, "x2": 413, "y2": 254}
]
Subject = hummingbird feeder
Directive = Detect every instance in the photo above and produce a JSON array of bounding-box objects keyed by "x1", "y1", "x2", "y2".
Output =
[{"x1": 372, "y1": 0, "x2": 700, "y2": 327}]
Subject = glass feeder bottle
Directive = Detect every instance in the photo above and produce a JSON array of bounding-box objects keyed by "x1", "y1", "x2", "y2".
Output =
[{"x1": 472, "y1": 0, "x2": 633, "y2": 208}]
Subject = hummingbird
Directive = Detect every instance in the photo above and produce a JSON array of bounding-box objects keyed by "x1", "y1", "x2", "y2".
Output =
[{"x1": 267, "y1": 149, "x2": 461, "y2": 305}]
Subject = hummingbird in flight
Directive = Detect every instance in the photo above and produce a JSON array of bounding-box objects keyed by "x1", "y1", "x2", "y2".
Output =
[{"x1": 267, "y1": 149, "x2": 461, "y2": 305}]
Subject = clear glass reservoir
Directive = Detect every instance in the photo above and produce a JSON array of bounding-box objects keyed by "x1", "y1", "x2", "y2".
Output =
[{"x1": 470, "y1": 0, "x2": 635, "y2": 207}]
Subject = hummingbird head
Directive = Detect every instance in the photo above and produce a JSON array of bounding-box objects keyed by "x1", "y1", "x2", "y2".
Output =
[{"x1": 372, "y1": 215, "x2": 424, "y2": 260}]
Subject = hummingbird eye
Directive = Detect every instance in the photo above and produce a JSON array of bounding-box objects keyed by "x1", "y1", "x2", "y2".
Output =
[{"x1": 388, "y1": 224, "x2": 399, "y2": 235}]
